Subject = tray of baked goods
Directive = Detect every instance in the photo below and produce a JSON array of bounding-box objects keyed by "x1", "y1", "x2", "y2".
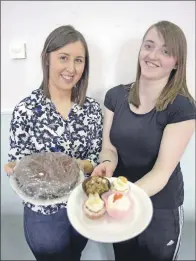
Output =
[{"x1": 67, "y1": 175, "x2": 153, "y2": 243}]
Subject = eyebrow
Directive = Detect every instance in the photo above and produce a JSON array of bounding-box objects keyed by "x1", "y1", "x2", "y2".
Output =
[
  {"x1": 144, "y1": 40, "x2": 154, "y2": 43},
  {"x1": 144, "y1": 40, "x2": 166, "y2": 47},
  {"x1": 58, "y1": 52, "x2": 85, "y2": 58}
]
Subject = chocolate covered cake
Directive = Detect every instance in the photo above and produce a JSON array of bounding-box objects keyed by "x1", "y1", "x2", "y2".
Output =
[{"x1": 14, "y1": 152, "x2": 80, "y2": 200}]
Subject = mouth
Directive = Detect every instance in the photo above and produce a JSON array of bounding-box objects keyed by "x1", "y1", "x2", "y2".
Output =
[
  {"x1": 145, "y1": 61, "x2": 160, "y2": 68},
  {"x1": 61, "y1": 74, "x2": 74, "y2": 83}
]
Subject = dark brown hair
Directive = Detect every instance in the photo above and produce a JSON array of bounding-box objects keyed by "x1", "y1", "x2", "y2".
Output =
[
  {"x1": 129, "y1": 20, "x2": 195, "y2": 111},
  {"x1": 40, "y1": 25, "x2": 89, "y2": 106}
]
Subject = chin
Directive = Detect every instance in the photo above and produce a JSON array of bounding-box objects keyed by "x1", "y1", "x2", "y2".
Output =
[
  {"x1": 141, "y1": 73, "x2": 157, "y2": 81},
  {"x1": 140, "y1": 71, "x2": 161, "y2": 81},
  {"x1": 58, "y1": 85, "x2": 74, "y2": 92}
]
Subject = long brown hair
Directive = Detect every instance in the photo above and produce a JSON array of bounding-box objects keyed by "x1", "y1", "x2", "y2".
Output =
[
  {"x1": 40, "y1": 25, "x2": 89, "y2": 106},
  {"x1": 129, "y1": 21, "x2": 195, "y2": 111}
]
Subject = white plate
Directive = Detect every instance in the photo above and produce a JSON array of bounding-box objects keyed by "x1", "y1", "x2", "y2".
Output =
[
  {"x1": 9, "y1": 170, "x2": 84, "y2": 206},
  {"x1": 67, "y1": 177, "x2": 153, "y2": 243}
]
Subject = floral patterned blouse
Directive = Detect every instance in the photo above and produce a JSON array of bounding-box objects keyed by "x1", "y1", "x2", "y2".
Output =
[{"x1": 8, "y1": 88, "x2": 103, "y2": 215}]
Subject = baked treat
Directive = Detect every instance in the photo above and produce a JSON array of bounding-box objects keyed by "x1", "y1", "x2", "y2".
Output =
[
  {"x1": 102, "y1": 191, "x2": 132, "y2": 219},
  {"x1": 14, "y1": 152, "x2": 80, "y2": 200},
  {"x1": 82, "y1": 176, "x2": 110, "y2": 196},
  {"x1": 83, "y1": 193, "x2": 106, "y2": 219},
  {"x1": 112, "y1": 176, "x2": 130, "y2": 193}
]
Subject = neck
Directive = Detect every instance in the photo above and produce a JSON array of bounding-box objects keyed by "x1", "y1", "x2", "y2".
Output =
[
  {"x1": 49, "y1": 84, "x2": 72, "y2": 104},
  {"x1": 139, "y1": 75, "x2": 169, "y2": 100}
]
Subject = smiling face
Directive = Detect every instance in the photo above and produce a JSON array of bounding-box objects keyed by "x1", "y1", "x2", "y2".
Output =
[
  {"x1": 48, "y1": 41, "x2": 85, "y2": 92},
  {"x1": 139, "y1": 27, "x2": 177, "y2": 81}
]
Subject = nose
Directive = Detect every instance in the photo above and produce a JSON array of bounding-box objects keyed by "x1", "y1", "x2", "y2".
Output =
[
  {"x1": 66, "y1": 60, "x2": 75, "y2": 74},
  {"x1": 148, "y1": 49, "x2": 159, "y2": 60}
]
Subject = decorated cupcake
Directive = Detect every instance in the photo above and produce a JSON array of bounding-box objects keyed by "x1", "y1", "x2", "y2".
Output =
[
  {"x1": 82, "y1": 176, "x2": 110, "y2": 196},
  {"x1": 112, "y1": 176, "x2": 130, "y2": 193},
  {"x1": 102, "y1": 191, "x2": 132, "y2": 219},
  {"x1": 83, "y1": 193, "x2": 106, "y2": 219}
]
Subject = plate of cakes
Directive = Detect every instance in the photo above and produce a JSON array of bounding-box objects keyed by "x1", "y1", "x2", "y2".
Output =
[
  {"x1": 67, "y1": 176, "x2": 153, "y2": 243},
  {"x1": 9, "y1": 152, "x2": 84, "y2": 205}
]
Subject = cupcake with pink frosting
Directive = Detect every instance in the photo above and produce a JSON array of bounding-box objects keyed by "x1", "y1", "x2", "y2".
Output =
[{"x1": 102, "y1": 191, "x2": 133, "y2": 219}]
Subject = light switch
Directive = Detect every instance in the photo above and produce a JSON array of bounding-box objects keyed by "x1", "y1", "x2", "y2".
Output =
[{"x1": 9, "y1": 41, "x2": 26, "y2": 59}]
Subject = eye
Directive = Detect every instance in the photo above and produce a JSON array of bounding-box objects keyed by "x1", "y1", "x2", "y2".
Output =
[
  {"x1": 59, "y1": 56, "x2": 68, "y2": 61},
  {"x1": 75, "y1": 58, "x2": 83, "y2": 63},
  {"x1": 162, "y1": 48, "x2": 169, "y2": 56},
  {"x1": 144, "y1": 44, "x2": 152, "y2": 49}
]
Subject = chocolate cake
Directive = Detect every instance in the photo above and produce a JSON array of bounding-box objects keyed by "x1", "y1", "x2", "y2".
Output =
[{"x1": 14, "y1": 152, "x2": 80, "y2": 200}]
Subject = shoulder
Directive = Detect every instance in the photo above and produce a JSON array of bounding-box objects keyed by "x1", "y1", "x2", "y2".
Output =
[
  {"x1": 169, "y1": 94, "x2": 195, "y2": 106},
  {"x1": 84, "y1": 96, "x2": 102, "y2": 110},
  {"x1": 12, "y1": 89, "x2": 43, "y2": 117},
  {"x1": 81, "y1": 97, "x2": 103, "y2": 121},
  {"x1": 167, "y1": 94, "x2": 196, "y2": 123},
  {"x1": 168, "y1": 94, "x2": 196, "y2": 113},
  {"x1": 105, "y1": 84, "x2": 130, "y2": 98},
  {"x1": 104, "y1": 84, "x2": 131, "y2": 112}
]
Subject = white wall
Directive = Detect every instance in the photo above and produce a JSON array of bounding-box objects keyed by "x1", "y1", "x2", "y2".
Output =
[
  {"x1": 1, "y1": 1, "x2": 195, "y2": 112},
  {"x1": 1, "y1": 0, "x2": 195, "y2": 216},
  {"x1": 1, "y1": 1, "x2": 195, "y2": 260}
]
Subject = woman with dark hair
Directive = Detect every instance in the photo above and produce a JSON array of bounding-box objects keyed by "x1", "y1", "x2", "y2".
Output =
[
  {"x1": 92, "y1": 20, "x2": 196, "y2": 261},
  {"x1": 4, "y1": 25, "x2": 103, "y2": 261}
]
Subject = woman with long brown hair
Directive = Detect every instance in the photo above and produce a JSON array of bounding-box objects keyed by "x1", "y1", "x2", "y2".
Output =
[
  {"x1": 92, "y1": 20, "x2": 196, "y2": 260},
  {"x1": 4, "y1": 25, "x2": 103, "y2": 261}
]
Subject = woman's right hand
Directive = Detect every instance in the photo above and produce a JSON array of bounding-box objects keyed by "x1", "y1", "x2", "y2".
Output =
[
  {"x1": 4, "y1": 161, "x2": 16, "y2": 175},
  {"x1": 91, "y1": 162, "x2": 114, "y2": 178}
]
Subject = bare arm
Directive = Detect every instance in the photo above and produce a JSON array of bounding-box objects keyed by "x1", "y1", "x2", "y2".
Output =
[
  {"x1": 99, "y1": 107, "x2": 118, "y2": 169},
  {"x1": 135, "y1": 120, "x2": 195, "y2": 196}
]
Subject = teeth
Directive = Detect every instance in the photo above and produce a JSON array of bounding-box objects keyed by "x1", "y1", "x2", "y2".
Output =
[
  {"x1": 62, "y1": 75, "x2": 73, "y2": 80},
  {"x1": 146, "y1": 62, "x2": 158, "y2": 68}
]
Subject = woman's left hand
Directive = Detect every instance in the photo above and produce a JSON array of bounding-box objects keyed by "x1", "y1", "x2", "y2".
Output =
[
  {"x1": 75, "y1": 159, "x2": 93, "y2": 174},
  {"x1": 75, "y1": 159, "x2": 85, "y2": 172}
]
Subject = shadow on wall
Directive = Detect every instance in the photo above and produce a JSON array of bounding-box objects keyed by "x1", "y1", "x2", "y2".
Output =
[
  {"x1": 86, "y1": 38, "x2": 142, "y2": 107},
  {"x1": 87, "y1": 40, "x2": 105, "y2": 108},
  {"x1": 115, "y1": 38, "x2": 141, "y2": 85}
]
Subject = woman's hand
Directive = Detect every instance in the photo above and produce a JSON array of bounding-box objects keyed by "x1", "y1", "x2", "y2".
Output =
[
  {"x1": 91, "y1": 162, "x2": 114, "y2": 178},
  {"x1": 76, "y1": 159, "x2": 94, "y2": 174},
  {"x1": 76, "y1": 159, "x2": 85, "y2": 172},
  {"x1": 4, "y1": 161, "x2": 17, "y2": 175}
]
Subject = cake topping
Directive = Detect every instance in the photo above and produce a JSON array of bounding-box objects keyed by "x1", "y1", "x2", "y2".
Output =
[
  {"x1": 112, "y1": 176, "x2": 129, "y2": 192},
  {"x1": 113, "y1": 193, "x2": 123, "y2": 202},
  {"x1": 38, "y1": 172, "x2": 45, "y2": 177},
  {"x1": 82, "y1": 176, "x2": 110, "y2": 196},
  {"x1": 14, "y1": 152, "x2": 80, "y2": 200},
  {"x1": 85, "y1": 193, "x2": 105, "y2": 212},
  {"x1": 107, "y1": 193, "x2": 131, "y2": 211}
]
